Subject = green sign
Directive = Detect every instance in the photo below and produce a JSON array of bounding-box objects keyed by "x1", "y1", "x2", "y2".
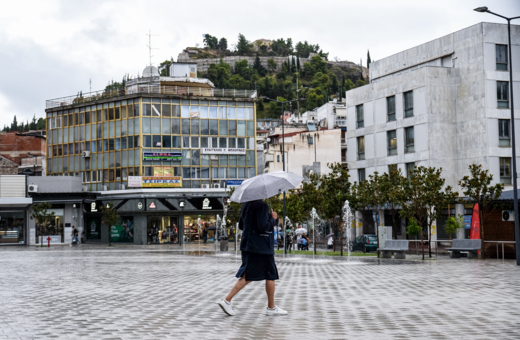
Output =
[{"x1": 110, "y1": 216, "x2": 134, "y2": 242}]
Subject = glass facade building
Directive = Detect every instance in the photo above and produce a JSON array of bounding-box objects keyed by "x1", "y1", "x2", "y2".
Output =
[{"x1": 45, "y1": 97, "x2": 257, "y2": 190}]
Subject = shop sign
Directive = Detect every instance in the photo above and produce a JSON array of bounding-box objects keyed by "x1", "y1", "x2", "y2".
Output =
[
  {"x1": 201, "y1": 148, "x2": 246, "y2": 155},
  {"x1": 202, "y1": 198, "x2": 212, "y2": 210},
  {"x1": 227, "y1": 180, "x2": 243, "y2": 188},
  {"x1": 91, "y1": 202, "x2": 97, "y2": 212},
  {"x1": 149, "y1": 202, "x2": 156, "y2": 209},
  {"x1": 143, "y1": 152, "x2": 182, "y2": 161},
  {"x1": 137, "y1": 202, "x2": 143, "y2": 210},
  {"x1": 142, "y1": 176, "x2": 182, "y2": 188},
  {"x1": 463, "y1": 215, "x2": 472, "y2": 229},
  {"x1": 128, "y1": 176, "x2": 142, "y2": 187}
]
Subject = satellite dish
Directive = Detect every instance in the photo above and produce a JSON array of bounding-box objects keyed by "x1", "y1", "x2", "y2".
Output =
[{"x1": 143, "y1": 66, "x2": 159, "y2": 77}]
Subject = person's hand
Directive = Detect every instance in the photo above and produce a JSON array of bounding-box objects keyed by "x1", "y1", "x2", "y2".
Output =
[{"x1": 271, "y1": 210, "x2": 278, "y2": 219}]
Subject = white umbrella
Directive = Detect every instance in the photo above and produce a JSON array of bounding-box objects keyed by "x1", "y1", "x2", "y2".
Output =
[
  {"x1": 295, "y1": 228, "x2": 308, "y2": 235},
  {"x1": 230, "y1": 171, "x2": 303, "y2": 203}
]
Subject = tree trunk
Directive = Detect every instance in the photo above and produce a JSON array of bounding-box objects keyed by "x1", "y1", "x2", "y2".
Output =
[
  {"x1": 421, "y1": 222, "x2": 425, "y2": 260},
  {"x1": 428, "y1": 222, "x2": 432, "y2": 258},
  {"x1": 333, "y1": 223, "x2": 336, "y2": 252},
  {"x1": 108, "y1": 224, "x2": 112, "y2": 247},
  {"x1": 375, "y1": 210, "x2": 380, "y2": 258},
  {"x1": 392, "y1": 212, "x2": 397, "y2": 239}
]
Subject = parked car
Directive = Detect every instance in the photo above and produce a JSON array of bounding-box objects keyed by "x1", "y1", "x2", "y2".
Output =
[{"x1": 350, "y1": 234, "x2": 378, "y2": 253}]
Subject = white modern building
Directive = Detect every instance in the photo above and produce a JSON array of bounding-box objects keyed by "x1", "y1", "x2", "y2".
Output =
[{"x1": 346, "y1": 22, "x2": 519, "y2": 191}]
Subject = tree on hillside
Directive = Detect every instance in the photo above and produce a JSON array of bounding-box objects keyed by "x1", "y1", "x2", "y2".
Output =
[
  {"x1": 237, "y1": 34, "x2": 252, "y2": 55},
  {"x1": 459, "y1": 164, "x2": 504, "y2": 259},
  {"x1": 218, "y1": 38, "x2": 228, "y2": 51},
  {"x1": 253, "y1": 54, "x2": 267, "y2": 77},
  {"x1": 267, "y1": 59, "x2": 277, "y2": 73},
  {"x1": 367, "y1": 50, "x2": 372, "y2": 68},
  {"x1": 203, "y1": 34, "x2": 218, "y2": 49}
]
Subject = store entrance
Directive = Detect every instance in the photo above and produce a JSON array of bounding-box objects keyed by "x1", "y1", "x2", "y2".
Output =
[{"x1": 147, "y1": 216, "x2": 179, "y2": 244}]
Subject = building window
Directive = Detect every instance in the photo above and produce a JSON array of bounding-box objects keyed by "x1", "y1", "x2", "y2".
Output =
[
  {"x1": 357, "y1": 136, "x2": 365, "y2": 160},
  {"x1": 356, "y1": 104, "x2": 364, "y2": 128},
  {"x1": 404, "y1": 91, "x2": 413, "y2": 118},
  {"x1": 387, "y1": 130, "x2": 397, "y2": 155},
  {"x1": 405, "y1": 126, "x2": 414, "y2": 153},
  {"x1": 405, "y1": 162, "x2": 415, "y2": 177},
  {"x1": 496, "y1": 44, "x2": 508, "y2": 71},
  {"x1": 499, "y1": 119, "x2": 511, "y2": 147},
  {"x1": 497, "y1": 81, "x2": 509, "y2": 108},
  {"x1": 277, "y1": 155, "x2": 280, "y2": 162},
  {"x1": 358, "y1": 168, "x2": 366, "y2": 182},
  {"x1": 387, "y1": 96, "x2": 396, "y2": 121},
  {"x1": 388, "y1": 164, "x2": 397, "y2": 173},
  {"x1": 500, "y1": 157, "x2": 511, "y2": 185}
]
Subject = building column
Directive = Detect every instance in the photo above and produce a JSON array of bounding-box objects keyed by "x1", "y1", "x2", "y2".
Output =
[{"x1": 133, "y1": 215, "x2": 147, "y2": 245}]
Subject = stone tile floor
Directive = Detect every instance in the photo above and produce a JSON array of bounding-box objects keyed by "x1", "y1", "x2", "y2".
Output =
[{"x1": 0, "y1": 247, "x2": 519, "y2": 339}]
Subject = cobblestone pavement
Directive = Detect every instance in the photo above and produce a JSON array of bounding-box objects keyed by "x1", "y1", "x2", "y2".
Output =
[{"x1": 1, "y1": 247, "x2": 519, "y2": 340}]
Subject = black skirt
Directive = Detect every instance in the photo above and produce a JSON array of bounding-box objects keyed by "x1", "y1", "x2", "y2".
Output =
[{"x1": 235, "y1": 251, "x2": 279, "y2": 281}]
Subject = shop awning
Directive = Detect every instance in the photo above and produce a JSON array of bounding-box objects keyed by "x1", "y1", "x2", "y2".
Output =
[{"x1": 0, "y1": 198, "x2": 32, "y2": 207}]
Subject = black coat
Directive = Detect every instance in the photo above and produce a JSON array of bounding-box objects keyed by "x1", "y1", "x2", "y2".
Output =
[{"x1": 239, "y1": 200, "x2": 277, "y2": 255}]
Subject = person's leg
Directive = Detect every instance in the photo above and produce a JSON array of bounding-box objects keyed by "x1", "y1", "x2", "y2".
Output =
[
  {"x1": 225, "y1": 276, "x2": 251, "y2": 302},
  {"x1": 265, "y1": 280, "x2": 275, "y2": 309}
]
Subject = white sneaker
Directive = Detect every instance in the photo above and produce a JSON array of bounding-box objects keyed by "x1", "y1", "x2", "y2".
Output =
[
  {"x1": 266, "y1": 306, "x2": 288, "y2": 316},
  {"x1": 218, "y1": 299, "x2": 235, "y2": 316}
]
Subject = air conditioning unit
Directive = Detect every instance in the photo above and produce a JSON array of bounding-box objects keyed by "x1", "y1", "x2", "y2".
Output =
[
  {"x1": 502, "y1": 210, "x2": 515, "y2": 222},
  {"x1": 103, "y1": 185, "x2": 108, "y2": 191},
  {"x1": 82, "y1": 151, "x2": 90, "y2": 158},
  {"x1": 28, "y1": 184, "x2": 38, "y2": 193},
  {"x1": 201, "y1": 184, "x2": 210, "y2": 189},
  {"x1": 121, "y1": 184, "x2": 126, "y2": 190},
  {"x1": 82, "y1": 185, "x2": 88, "y2": 192},
  {"x1": 213, "y1": 183, "x2": 221, "y2": 189}
]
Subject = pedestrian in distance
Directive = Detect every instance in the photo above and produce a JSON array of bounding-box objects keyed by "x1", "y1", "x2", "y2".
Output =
[
  {"x1": 203, "y1": 225, "x2": 208, "y2": 244},
  {"x1": 70, "y1": 226, "x2": 80, "y2": 246},
  {"x1": 218, "y1": 199, "x2": 288, "y2": 316}
]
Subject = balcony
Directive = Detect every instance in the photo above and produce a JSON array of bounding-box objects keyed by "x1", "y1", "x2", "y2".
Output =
[
  {"x1": 341, "y1": 156, "x2": 347, "y2": 163},
  {"x1": 336, "y1": 117, "x2": 347, "y2": 127},
  {"x1": 46, "y1": 85, "x2": 257, "y2": 109}
]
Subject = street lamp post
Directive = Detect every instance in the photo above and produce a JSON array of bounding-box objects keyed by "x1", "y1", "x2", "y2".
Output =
[
  {"x1": 474, "y1": 7, "x2": 520, "y2": 265},
  {"x1": 261, "y1": 96, "x2": 304, "y2": 255}
]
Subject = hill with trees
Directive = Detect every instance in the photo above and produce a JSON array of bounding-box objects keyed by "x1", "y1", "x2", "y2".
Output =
[
  {"x1": 2, "y1": 115, "x2": 46, "y2": 133},
  {"x1": 161, "y1": 33, "x2": 369, "y2": 118}
]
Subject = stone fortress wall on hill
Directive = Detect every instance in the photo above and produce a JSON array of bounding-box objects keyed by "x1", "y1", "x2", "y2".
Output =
[{"x1": 177, "y1": 52, "x2": 369, "y2": 78}]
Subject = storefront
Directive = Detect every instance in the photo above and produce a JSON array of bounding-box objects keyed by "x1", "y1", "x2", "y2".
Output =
[
  {"x1": 0, "y1": 211, "x2": 27, "y2": 245},
  {"x1": 85, "y1": 189, "x2": 226, "y2": 245}
]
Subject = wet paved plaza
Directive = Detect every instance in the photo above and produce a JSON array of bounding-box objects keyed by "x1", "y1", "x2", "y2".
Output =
[{"x1": 0, "y1": 247, "x2": 519, "y2": 340}]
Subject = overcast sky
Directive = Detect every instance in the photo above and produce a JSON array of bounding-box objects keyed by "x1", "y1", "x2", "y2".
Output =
[{"x1": 0, "y1": 0, "x2": 518, "y2": 128}]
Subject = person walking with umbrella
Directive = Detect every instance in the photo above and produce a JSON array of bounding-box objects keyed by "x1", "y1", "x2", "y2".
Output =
[{"x1": 218, "y1": 171, "x2": 302, "y2": 316}]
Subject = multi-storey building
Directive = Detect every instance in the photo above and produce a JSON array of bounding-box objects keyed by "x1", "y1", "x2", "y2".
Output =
[
  {"x1": 44, "y1": 63, "x2": 257, "y2": 245},
  {"x1": 345, "y1": 22, "x2": 519, "y2": 242}
]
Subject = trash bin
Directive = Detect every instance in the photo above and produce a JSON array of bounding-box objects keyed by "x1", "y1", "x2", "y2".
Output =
[{"x1": 220, "y1": 239, "x2": 228, "y2": 251}]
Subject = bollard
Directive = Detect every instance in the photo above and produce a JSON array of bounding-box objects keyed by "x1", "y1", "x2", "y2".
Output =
[{"x1": 47, "y1": 236, "x2": 51, "y2": 248}]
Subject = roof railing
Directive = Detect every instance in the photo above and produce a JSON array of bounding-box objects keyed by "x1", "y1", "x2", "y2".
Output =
[{"x1": 46, "y1": 85, "x2": 257, "y2": 109}]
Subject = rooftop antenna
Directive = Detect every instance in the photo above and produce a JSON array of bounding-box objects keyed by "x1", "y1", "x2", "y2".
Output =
[
  {"x1": 89, "y1": 79, "x2": 91, "y2": 93},
  {"x1": 146, "y1": 29, "x2": 159, "y2": 66}
]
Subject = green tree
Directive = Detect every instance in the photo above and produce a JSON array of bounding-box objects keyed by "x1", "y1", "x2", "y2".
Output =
[
  {"x1": 406, "y1": 219, "x2": 421, "y2": 255},
  {"x1": 444, "y1": 214, "x2": 465, "y2": 240},
  {"x1": 203, "y1": 34, "x2": 218, "y2": 49},
  {"x1": 367, "y1": 50, "x2": 372, "y2": 68},
  {"x1": 11, "y1": 115, "x2": 18, "y2": 131},
  {"x1": 36, "y1": 118, "x2": 46, "y2": 130},
  {"x1": 400, "y1": 166, "x2": 457, "y2": 259},
  {"x1": 318, "y1": 163, "x2": 351, "y2": 255},
  {"x1": 253, "y1": 54, "x2": 267, "y2": 77},
  {"x1": 383, "y1": 169, "x2": 406, "y2": 238},
  {"x1": 218, "y1": 37, "x2": 228, "y2": 51},
  {"x1": 237, "y1": 33, "x2": 252, "y2": 55},
  {"x1": 362, "y1": 171, "x2": 391, "y2": 256},
  {"x1": 310, "y1": 55, "x2": 327, "y2": 74},
  {"x1": 267, "y1": 58, "x2": 277, "y2": 73},
  {"x1": 100, "y1": 201, "x2": 119, "y2": 247},
  {"x1": 345, "y1": 78, "x2": 355, "y2": 91},
  {"x1": 30, "y1": 202, "x2": 55, "y2": 246},
  {"x1": 458, "y1": 164, "x2": 504, "y2": 259}
]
